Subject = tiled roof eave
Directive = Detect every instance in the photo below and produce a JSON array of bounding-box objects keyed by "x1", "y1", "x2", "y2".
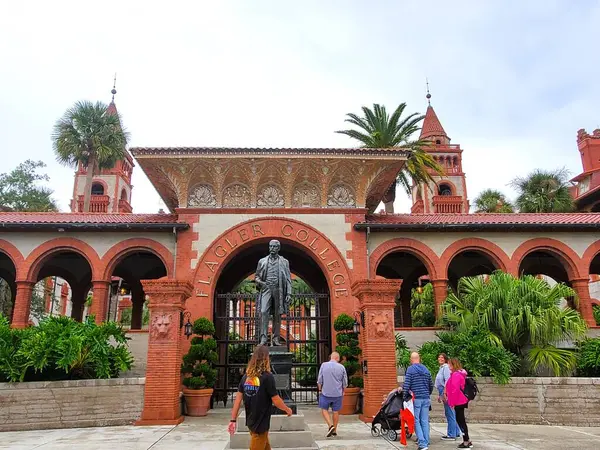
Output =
[
  {"x1": 130, "y1": 147, "x2": 409, "y2": 158},
  {"x1": 355, "y1": 222, "x2": 600, "y2": 232},
  {"x1": 0, "y1": 222, "x2": 188, "y2": 231}
]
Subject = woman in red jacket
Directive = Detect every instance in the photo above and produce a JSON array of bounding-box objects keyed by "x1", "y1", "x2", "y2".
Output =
[{"x1": 445, "y1": 358, "x2": 472, "y2": 449}]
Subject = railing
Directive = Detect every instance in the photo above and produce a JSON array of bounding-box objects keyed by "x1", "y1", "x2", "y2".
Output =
[
  {"x1": 77, "y1": 195, "x2": 110, "y2": 213},
  {"x1": 118, "y1": 198, "x2": 133, "y2": 213},
  {"x1": 432, "y1": 195, "x2": 463, "y2": 213},
  {"x1": 411, "y1": 199, "x2": 424, "y2": 214}
]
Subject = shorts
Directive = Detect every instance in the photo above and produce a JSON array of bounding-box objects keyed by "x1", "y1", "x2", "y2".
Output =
[{"x1": 319, "y1": 394, "x2": 343, "y2": 412}]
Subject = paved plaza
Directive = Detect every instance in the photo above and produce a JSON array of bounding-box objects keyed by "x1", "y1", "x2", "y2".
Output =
[{"x1": 2, "y1": 407, "x2": 600, "y2": 450}]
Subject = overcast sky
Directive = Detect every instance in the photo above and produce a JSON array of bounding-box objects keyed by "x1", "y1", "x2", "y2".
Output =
[{"x1": 1, "y1": 1, "x2": 599, "y2": 214}]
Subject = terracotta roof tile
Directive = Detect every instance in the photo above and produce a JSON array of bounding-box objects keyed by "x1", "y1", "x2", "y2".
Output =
[
  {"x1": 358, "y1": 213, "x2": 600, "y2": 229},
  {"x1": 420, "y1": 106, "x2": 448, "y2": 141},
  {"x1": 130, "y1": 147, "x2": 408, "y2": 157}
]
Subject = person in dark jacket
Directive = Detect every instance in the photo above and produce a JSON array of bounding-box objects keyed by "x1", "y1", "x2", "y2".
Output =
[{"x1": 403, "y1": 352, "x2": 434, "y2": 450}]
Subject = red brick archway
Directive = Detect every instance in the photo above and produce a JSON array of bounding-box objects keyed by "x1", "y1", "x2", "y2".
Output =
[
  {"x1": 24, "y1": 237, "x2": 102, "y2": 282},
  {"x1": 583, "y1": 240, "x2": 600, "y2": 274},
  {"x1": 100, "y1": 238, "x2": 174, "y2": 280},
  {"x1": 190, "y1": 217, "x2": 355, "y2": 329},
  {"x1": 0, "y1": 239, "x2": 26, "y2": 280},
  {"x1": 441, "y1": 237, "x2": 511, "y2": 277},
  {"x1": 511, "y1": 238, "x2": 584, "y2": 280},
  {"x1": 369, "y1": 238, "x2": 440, "y2": 279}
]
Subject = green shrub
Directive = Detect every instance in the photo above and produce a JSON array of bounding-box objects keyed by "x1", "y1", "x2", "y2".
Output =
[
  {"x1": 349, "y1": 376, "x2": 364, "y2": 388},
  {"x1": 410, "y1": 284, "x2": 436, "y2": 327},
  {"x1": 181, "y1": 317, "x2": 218, "y2": 390},
  {"x1": 417, "y1": 327, "x2": 519, "y2": 384},
  {"x1": 334, "y1": 313, "x2": 362, "y2": 388},
  {"x1": 395, "y1": 334, "x2": 411, "y2": 370},
  {"x1": 593, "y1": 305, "x2": 600, "y2": 326},
  {"x1": 0, "y1": 314, "x2": 132, "y2": 382},
  {"x1": 576, "y1": 338, "x2": 600, "y2": 377}
]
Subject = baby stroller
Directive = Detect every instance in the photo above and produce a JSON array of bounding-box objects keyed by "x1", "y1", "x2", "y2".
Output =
[{"x1": 371, "y1": 389, "x2": 413, "y2": 442}]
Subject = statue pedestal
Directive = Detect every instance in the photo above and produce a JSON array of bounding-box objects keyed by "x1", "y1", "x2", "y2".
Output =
[{"x1": 269, "y1": 346, "x2": 297, "y2": 415}]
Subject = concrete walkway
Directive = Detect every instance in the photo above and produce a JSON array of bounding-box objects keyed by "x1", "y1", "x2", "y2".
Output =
[{"x1": 2, "y1": 407, "x2": 600, "y2": 449}]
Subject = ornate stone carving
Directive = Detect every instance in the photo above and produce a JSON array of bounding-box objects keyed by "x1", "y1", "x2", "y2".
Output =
[
  {"x1": 292, "y1": 182, "x2": 320, "y2": 208},
  {"x1": 188, "y1": 184, "x2": 217, "y2": 207},
  {"x1": 151, "y1": 313, "x2": 173, "y2": 340},
  {"x1": 367, "y1": 310, "x2": 393, "y2": 340},
  {"x1": 257, "y1": 184, "x2": 285, "y2": 207},
  {"x1": 327, "y1": 184, "x2": 356, "y2": 207},
  {"x1": 223, "y1": 183, "x2": 250, "y2": 207}
]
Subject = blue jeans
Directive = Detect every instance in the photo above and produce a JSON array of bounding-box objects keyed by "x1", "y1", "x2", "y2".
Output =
[
  {"x1": 413, "y1": 398, "x2": 431, "y2": 448},
  {"x1": 443, "y1": 400, "x2": 461, "y2": 438}
]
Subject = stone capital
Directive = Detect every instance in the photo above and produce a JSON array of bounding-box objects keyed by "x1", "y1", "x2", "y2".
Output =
[
  {"x1": 141, "y1": 278, "x2": 193, "y2": 309},
  {"x1": 351, "y1": 279, "x2": 401, "y2": 308}
]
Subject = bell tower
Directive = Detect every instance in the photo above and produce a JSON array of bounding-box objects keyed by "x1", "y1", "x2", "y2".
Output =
[
  {"x1": 70, "y1": 80, "x2": 134, "y2": 213},
  {"x1": 411, "y1": 88, "x2": 469, "y2": 214}
]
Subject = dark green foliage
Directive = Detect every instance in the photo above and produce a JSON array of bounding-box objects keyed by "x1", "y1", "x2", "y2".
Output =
[
  {"x1": 0, "y1": 315, "x2": 132, "y2": 382},
  {"x1": 417, "y1": 328, "x2": 519, "y2": 384},
  {"x1": 334, "y1": 313, "x2": 362, "y2": 387},
  {"x1": 576, "y1": 338, "x2": 600, "y2": 377},
  {"x1": 593, "y1": 305, "x2": 600, "y2": 326},
  {"x1": 181, "y1": 317, "x2": 218, "y2": 389},
  {"x1": 0, "y1": 160, "x2": 58, "y2": 212},
  {"x1": 395, "y1": 334, "x2": 411, "y2": 370},
  {"x1": 511, "y1": 168, "x2": 574, "y2": 213},
  {"x1": 350, "y1": 376, "x2": 364, "y2": 388},
  {"x1": 293, "y1": 333, "x2": 317, "y2": 386},
  {"x1": 334, "y1": 313, "x2": 355, "y2": 332},
  {"x1": 410, "y1": 284, "x2": 436, "y2": 327},
  {"x1": 118, "y1": 303, "x2": 150, "y2": 327}
]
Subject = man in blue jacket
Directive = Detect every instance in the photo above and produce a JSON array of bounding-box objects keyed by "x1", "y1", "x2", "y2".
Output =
[{"x1": 403, "y1": 352, "x2": 434, "y2": 450}]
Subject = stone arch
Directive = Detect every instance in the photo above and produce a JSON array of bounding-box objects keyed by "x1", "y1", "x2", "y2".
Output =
[
  {"x1": 191, "y1": 217, "x2": 354, "y2": 323},
  {"x1": 441, "y1": 238, "x2": 511, "y2": 277},
  {"x1": 583, "y1": 241, "x2": 600, "y2": 275},
  {"x1": 511, "y1": 238, "x2": 584, "y2": 281},
  {"x1": 25, "y1": 238, "x2": 101, "y2": 282},
  {"x1": 100, "y1": 238, "x2": 174, "y2": 280},
  {"x1": 0, "y1": 239, "x2": 26, "y2": 280},
  {"x1": 370, "y1": 238, "x2": 440, "y2": 280},
  {"x1": 436, "y1": 179, "x2": 457, "y2": 196}
]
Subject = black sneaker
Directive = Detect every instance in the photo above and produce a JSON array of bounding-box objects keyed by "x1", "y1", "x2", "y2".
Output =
[
  {"x1": 442, "y1": 435, "x2": 457, "y2": 441},
  {"x1": 332, "y1": 428, "x2": 337, "y2": 436},
  {"x1": 326, "y1": 425, "x2": 335, "y2": 437},
  {"x1": 458, "y1": 442, "x2": 473, "y2": 448}
]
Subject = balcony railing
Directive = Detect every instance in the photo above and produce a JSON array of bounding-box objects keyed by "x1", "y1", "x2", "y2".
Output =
[
  {"x1": 432, "y1": 195, "x2": 463, "y2": 213},
  {"x1": 77, "y1": 195, "x2": 110, "y2": 213},
  {"x1": 411, "y1": 199, "x2": 424, "y2": 214},
  {"x1": 118, "y1": 198, "x2": 133, "y2": 213}
]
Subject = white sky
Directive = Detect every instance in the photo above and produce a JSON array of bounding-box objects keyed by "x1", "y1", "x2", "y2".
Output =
[{"x1": 1, "y1": 0, "x2": 599, "y2": 213}]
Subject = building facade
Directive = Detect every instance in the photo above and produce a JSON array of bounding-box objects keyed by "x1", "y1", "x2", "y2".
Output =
[{"x1": 1, "y1": 98, "x2": 600, "y2": 423}]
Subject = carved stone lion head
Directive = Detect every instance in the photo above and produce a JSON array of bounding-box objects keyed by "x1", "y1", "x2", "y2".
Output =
[
  {"x1": 152, "y1": 313, "x2": 172, "y2": 338},
  {"x1": 370, "y1": 312, "x2": 390, "y2": 336}
]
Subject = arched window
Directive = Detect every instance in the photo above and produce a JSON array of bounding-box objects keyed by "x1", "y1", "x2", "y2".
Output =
[
  {"x1": 91, "y1": 182, "x2": 104, "y2": 196},
  {"x1": 435, "y1": 140, "x2": 441, "y2": 145},
  {"x1": 438, "y1": 183, "x2": 453, "y2": 196},
  {"x1": 120, "y1": 189, "x2": 128, "y2": 201}
]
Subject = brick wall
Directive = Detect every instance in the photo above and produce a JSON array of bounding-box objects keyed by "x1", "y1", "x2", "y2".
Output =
[
  {"x1": 0, "y1": 378, "x2": 145, "y2": 431},
  {"x1": 397, "y1": 376, "x2": 600, "y2": 426}
]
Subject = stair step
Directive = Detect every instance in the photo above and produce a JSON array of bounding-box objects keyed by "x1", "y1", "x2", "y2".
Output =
[
  {"x1": 230, "y1": 429, "x2": 314, "y2": 449},
  {"x1": 236, "y1": 413, "x2": 306, "y2": 432}
]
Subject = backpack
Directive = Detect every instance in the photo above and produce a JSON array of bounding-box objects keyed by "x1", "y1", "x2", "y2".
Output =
[{"x1": 461, "y1": 377, "x2": 478, "y2": 401}]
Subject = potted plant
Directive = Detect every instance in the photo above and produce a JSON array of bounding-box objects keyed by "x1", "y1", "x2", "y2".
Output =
[
  {"x1": 334, "y1": 313, "x2": 362, "y2": 415},
  {"x1": 181, "y1": 317, "x2": 218, "y2": 416}
]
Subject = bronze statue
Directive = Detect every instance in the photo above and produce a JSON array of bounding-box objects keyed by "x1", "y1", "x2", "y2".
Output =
[{"x1": 254, "y1": 240, "x2": 292, "y2": 346}]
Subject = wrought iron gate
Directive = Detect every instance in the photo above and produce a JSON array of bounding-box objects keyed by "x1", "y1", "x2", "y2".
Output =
[{"x1": 213, "y1": 292, "x2": 330, "y2": 406}]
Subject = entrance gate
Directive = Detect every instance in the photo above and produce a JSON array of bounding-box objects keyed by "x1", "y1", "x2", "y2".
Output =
[{"x1": 213, "y1": 292, "x2": 331, "y2": 406}]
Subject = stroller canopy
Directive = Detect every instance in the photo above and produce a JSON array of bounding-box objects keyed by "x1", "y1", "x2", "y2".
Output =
[{"x1": 381, "y1": 390, "x2": 404, "y2": 418}]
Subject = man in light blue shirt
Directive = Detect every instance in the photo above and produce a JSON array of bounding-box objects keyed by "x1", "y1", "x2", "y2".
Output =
[{"x1": 317, "y1": 352, "x2": 348, "y2": 437}]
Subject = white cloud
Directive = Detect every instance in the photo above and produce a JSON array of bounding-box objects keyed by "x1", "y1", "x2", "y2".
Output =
[{"x1": 0, "y1": 0, "x2": 598, "y2": 213}]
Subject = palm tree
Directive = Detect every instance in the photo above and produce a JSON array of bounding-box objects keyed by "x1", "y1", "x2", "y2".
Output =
[
  {"x1": 473, "y1": 189, "x2": 514, "y2": 213},
  {"x1": 336, "y1": 103, "x2": 444, "y2": 212},
  {"x1": 442, "y1": 271, "x2": 587, "y2": 376},
  {"x1": 52, "y1": 101, "x2": 129, "y2": 212},
  {"x1": 511, "y1": 168, "x2": 574, "y2": 213}
]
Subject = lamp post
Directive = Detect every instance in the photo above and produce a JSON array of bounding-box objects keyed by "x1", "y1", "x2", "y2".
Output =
[
  {"x1": 352, "y1": 311, "x2": 364, "y2": 334},
  {"x1": 181, "y1": 311, "x2": 193, "y2": 339}
]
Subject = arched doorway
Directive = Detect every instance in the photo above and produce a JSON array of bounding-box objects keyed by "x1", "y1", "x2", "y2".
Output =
[
  {"x1": 0, "y1": 251, "x2": 17, "y2": 320},
  {"x1": 447, "y1": 250, "x2": 500, "y2": 289},
  {"x1": 212, "y1": 239, "x2": 331, "y2": 406}
]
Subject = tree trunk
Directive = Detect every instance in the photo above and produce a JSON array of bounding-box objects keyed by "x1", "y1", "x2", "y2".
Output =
[{"x1": 82, "y1": 153, "x2": 96, "y2": 213}]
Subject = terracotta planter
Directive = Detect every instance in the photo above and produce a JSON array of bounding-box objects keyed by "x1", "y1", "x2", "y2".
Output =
[
  {"x1": 183, "y1": 387, "x2": 213, "y2": 417},
  {"x1": 339, "y1": 386, "x2": 360, "y2": 415}
]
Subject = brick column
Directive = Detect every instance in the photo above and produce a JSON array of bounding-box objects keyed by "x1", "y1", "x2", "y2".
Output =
[
  {"x1": 89, "y1": 280, "x2": 111, "y2": 324},
  {"x1": 11, "y1": 281, "x2": 34, "y2": 328},
  {"x1": 431, "y1": 278, "x2": 448, "y2": 320},
  {"x1": 136, "y1": 278, "x2": 192, "y2": 426},
  {"x1": 571, "y1": 278, "x2": 595, "y2": 326},
  {"x1": 352, "y1": 279, "x2": 401, "y2": 421}
]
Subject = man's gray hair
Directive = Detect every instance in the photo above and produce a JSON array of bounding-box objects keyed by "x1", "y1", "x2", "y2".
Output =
[{"x1": 269, "y1": 239, "x2": 281, "y2": 247}]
